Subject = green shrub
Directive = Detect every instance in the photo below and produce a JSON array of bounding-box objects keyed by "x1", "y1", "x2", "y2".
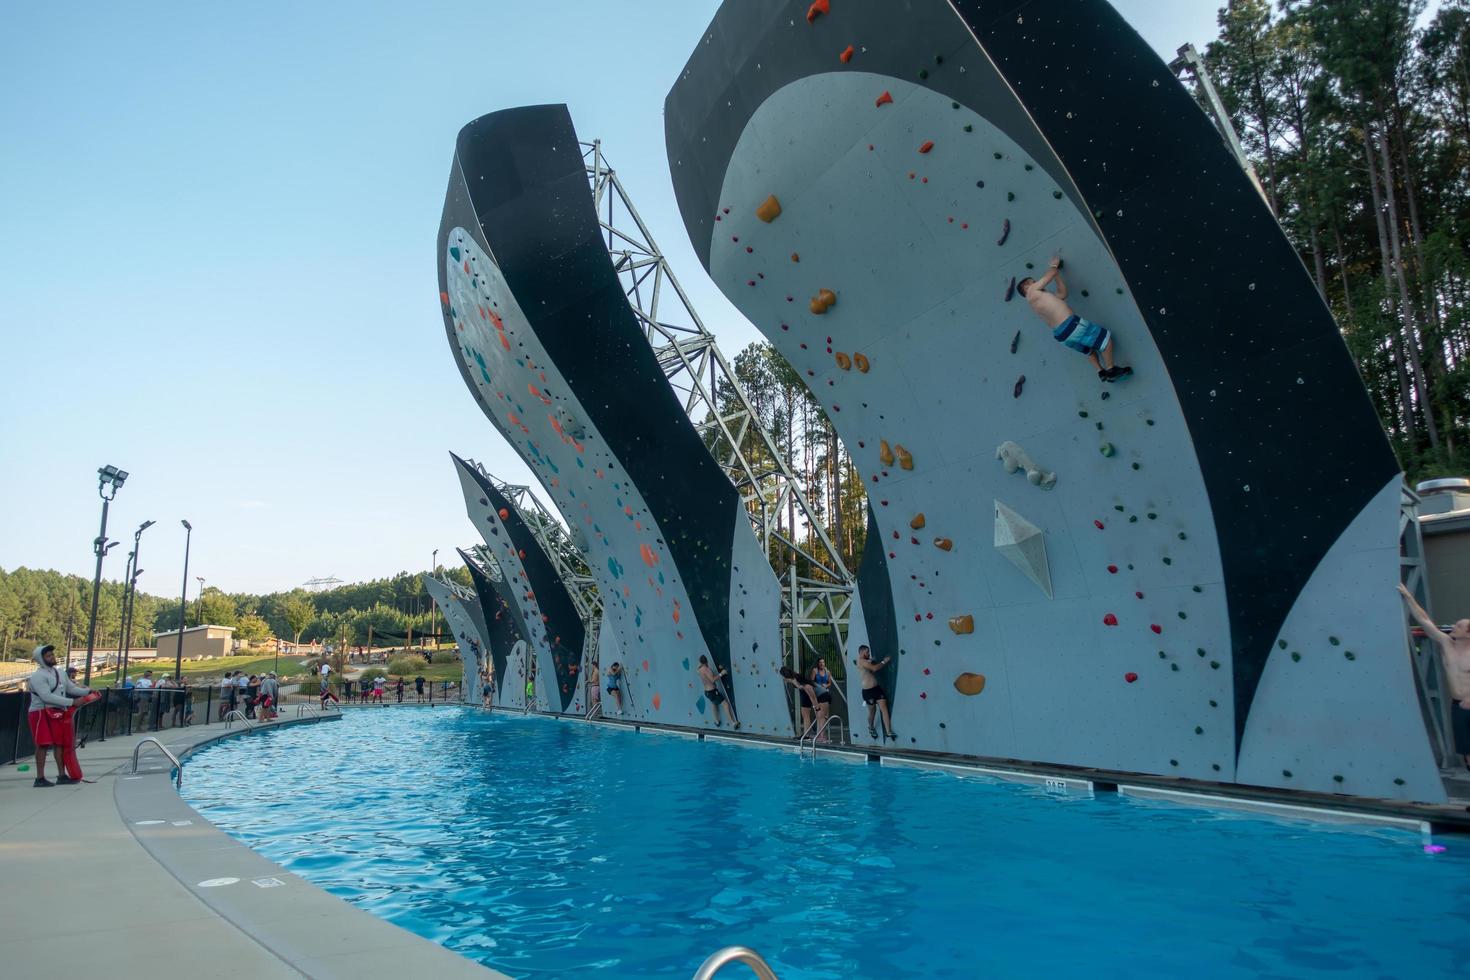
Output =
[{"x1": 387, "y1": 655, "x2": 428, "y2": 676}]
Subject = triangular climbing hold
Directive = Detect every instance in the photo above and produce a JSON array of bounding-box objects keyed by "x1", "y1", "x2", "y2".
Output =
[{"x1": 994, "y1": 500, "x2": 1053, "y2": 599}]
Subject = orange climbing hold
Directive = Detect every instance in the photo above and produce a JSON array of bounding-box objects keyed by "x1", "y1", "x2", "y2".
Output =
[
  {"x1": 910, "y1": 513, "x2": 926, "y2": 530},
  {"x1": 791, "y1": 253, "x2": 800, "y2": 263},
  {"x1": 809, "y1": 288, "x2": 837, "y2": 315},
  {"x1": 835, "y1": 352, "x2": 852, "y2": 370},
  {"x1": 853, "y1": 352, "x2": 870, "y2": 373},
  {"x1": 640, "y1": 543, "x2": 658, "y2": 567},
  {"x1": 875, "y1": 90, "x2": 894, "y2": 107},
  {"x1": 755, "y1": 194, "x2": 782, "y2": 223},
  {"x1": 652, "y1": 693, "x2": 662, "y2": 710},
  {"x1": 895, "y1": 445, "x2": 914, "y2": 470},
  {"x1": 934, "y1": 537, "x2": 953, "y2": 551},
  {"x1": 839, "y1": 45, "x2": 854, "y2": 63},
  {"x1": 918, "y1": 140, "x2": 935, "y2": 154},
  {"x1": 498, "y1": 508, "x2": 509, "y2": 520},
  {"x1": 949, "y1": 615, "x2": 975, "y2": 635},
  {"x1": 953, "y1": 672, "x2": 987, "y2": 696},
  {"x1": 879, "y1": 440, "x2": 895, "y2": 466},
  {"x1": 806, "y1": 0, "x2": 829, "y2": 23}
]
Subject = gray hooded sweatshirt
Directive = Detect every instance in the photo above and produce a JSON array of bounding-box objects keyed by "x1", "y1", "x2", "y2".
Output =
[{"x1": 28, "y1": 646, "x2": 90, "y2": 712}]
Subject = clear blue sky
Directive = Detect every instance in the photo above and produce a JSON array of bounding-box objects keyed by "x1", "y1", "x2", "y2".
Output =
[{"x1": 1, "y1": 1, "x2": 1225, "y2": 595}]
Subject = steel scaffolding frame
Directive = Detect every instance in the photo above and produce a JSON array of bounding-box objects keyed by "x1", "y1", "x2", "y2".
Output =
[{"x1": 579, "y1": 139, "x2": 857, "y2": 673}]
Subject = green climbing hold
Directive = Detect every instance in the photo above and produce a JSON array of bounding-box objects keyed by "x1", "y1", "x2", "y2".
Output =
[
  {"x1": 1024, "y1": 163, "x2": 1034, "y2": 171},
  {"x1": 1080, "y1": 411, "x2": 1090, "y2": 418},
  {"x1": 1053, "y1": 190, "x2": 1064, "y2": 199},
  {"x1": 1132, "y1": 462, "x2": 1141, "y2": 470},
  {"x1": 919, "y1": 68, "x2": 929, "y2": 79},
  {"x1": 1177, "y1": 611, "x2": 1187, "y2": 620},
  {"x1": 1394, "y1": 778, "x2": 1405, "y2": 786},
  {"x1": 963, "y1": 124, "x2": 973, "y2": 132},
  {"x1": 1171, "y1": 663, "x2": 1180, "y2": 672},
  {"x1": 1157, "y1": 651, "x2": 1167, "y2": 659},
  {"x1": 1007, "y1": 191, "x2": 1016, "y2": 202},
  {"x1": 1169, "y1": 759, "x2": 1179, "y2": 767},
  {"x1": 1328, "y1": 636, "x2": 1340, "y2": 646},
  {"x1": 1025, "y1": 262, "x2": 1034, "y2": 270},
  {"x1": 1192, "y1": 585, "x2": 1201, "y2": 592},
  {"x1": 1128, "y1": 515, "x2": 1138, "y2": 523},
  {"x1": 1095, "y1": 422, "x2": 1104, "y2": 431},
  {"x1": 1178, "y1": 532, "x2": 1188, "y2": 541},
  {"x1": 1197, "y1": 648, "x2": 1206, "y2": 657},
  {"x1": 1209, "y1": 699, "x2": 1217, "y2": 707},
  {"x1": 1147, "y1": 512, "x2": 1157, "y2": 520},
  {"x1": 1113, "y1": 504, "x2": 1124, "y2": 511},
  {"x1": 1282, "y1": 770, "x2": 1293, "y2": 778},
  {"x1": 449, "y1": 246, "x2": 461, "y2": 261},
  {"x1": 18, "y1": 763, "x2": 29, "y2": 771},
  {"x1": 1333, "y1": 774, "x2": 1344, "y2": 783},
  {"x1": 1194, "y1": 726, "x2": 1203, "y2": 735},
  {"x1": 1100, "y1": 443, "x2": 1116, "y2": 457},
  {"x1": 1344, "y1": 651, "x2": 1356, "y2": 661},
  {"x1": 1162, "y1": 557, "x2": 1172, "y2": 565},
  {"x1": 1146, "y1": 419, "x2": 1156, "y2": 426},
  {"x1": 1290, "y1": 652, "x2": 1301, "y2": 662},
  {"x1": 951, "y1": 101, "x2": 959, "y2": 109},
  {"x1": 1116, "y1": 287, "x2": 1124, "y2": 294},
  {"x1": 1080, "y1": 289, "x2": 1089, "y2": 297},
  {"x1": 1210, "y1": 660, "x2": 1220, "y2": 669},
  {"x1": 993, "y1": 151, "x2": 1003, "y2": 159}
]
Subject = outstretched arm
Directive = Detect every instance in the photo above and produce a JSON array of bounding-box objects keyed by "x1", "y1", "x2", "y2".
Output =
[
  {"x1": 1052, "y1": 271, "x2": 1069, "y2": 300},
  {"x1": 1398, "y1": 584, "x2": 1451, "y2": 648}
]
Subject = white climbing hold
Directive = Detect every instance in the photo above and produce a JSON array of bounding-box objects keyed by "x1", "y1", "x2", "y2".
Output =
[
  {"x1": 996, "y1": 440, "x2": 1056, "y2": 490},
  {"x1": 995, "y1": 501, "x2": 1053, "y2": 599}
]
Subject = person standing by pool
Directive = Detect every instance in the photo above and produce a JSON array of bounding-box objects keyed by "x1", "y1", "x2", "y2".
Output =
[
  {"x1": 1399, "y1": 583, "x2": 1470, "y2": 768},
  {"x1": 25, "y1": 644, "x2": 93, "y2": 787},
  {"x1": 319, "y1": 659, "x2": 332, "y2": 694},
  {"x1": 779, "y1": 666, "x2": 818, "y2": 737},
  {"x1": 604, "y1": 662, "x2": 625, "y2": 715},
  {"x1": 395, "y1": 677, "x2": 406, "y2": 703},
  {"x1": 697, "y1": 655, "x2": 740, "y2": 730},
  {"x1": 811, "y1": 658, "x2": 834, "y2": 740},
  {"x1": 372, "y1": 675, "x2": 385, "y2": 703},
  {"x1": 414, "y1": 674, "x2": 426, "y2": 702},
  {"x1": 856, "y1": 645, "x2": 896, "y2": 741}
]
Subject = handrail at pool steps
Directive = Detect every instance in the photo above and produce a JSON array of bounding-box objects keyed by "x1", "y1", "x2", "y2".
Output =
[
  {"x1": 693, "y1": 945, "x2": 779, "y2": 980},
  {"x1": 131, "y1": 736, "x2": 183, "y2": 787},
  {"x1": 585, "y1": 699, "x2": 602, "y2": 721},
  {"x1": 797, "y1": 715, "x2": 847, "y2": 753},
  {"x1": 223, "y1": 709, "x2": 254, "y2": 730}
]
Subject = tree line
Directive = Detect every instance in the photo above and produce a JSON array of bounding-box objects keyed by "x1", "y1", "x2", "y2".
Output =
[
  {"x1": 1205, "y1": 0, "x2": 1470, "y2": 478},
  {"x1": 0, "y1": 565, "x2": 472, "y2": 661}
]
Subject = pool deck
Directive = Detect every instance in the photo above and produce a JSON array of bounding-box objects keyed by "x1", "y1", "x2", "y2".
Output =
[{"x1": 0, "y1": 709, "x2": 506, "y2": 980}]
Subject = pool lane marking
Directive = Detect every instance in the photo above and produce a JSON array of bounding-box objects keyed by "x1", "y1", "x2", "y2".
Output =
[{"x1": 881, "y1": 756, "x2": 1096, "y2": 795}]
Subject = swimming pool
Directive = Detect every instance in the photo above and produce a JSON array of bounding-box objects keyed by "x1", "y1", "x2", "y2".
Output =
[{"x1": 183, "y1": 709, "x2": 1470, "y2": 978}]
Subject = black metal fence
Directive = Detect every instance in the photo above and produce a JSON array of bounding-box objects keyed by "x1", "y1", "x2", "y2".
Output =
[
  {"x1": 1, "y1": 685, "x2": 240, "y2": 766},
  {"x1": 327, "y1": 679, "x2": 458, "y2": 705}
]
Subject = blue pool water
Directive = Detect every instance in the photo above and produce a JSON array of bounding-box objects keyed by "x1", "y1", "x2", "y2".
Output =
[{"x1": 184, "y1": 709, "x2": 1470, "y2": 978}]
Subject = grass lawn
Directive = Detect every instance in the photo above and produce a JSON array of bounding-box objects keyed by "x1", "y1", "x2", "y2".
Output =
[
  {"x1": 109, "y1": 653, "x2": 319, "y2": 686},
  {"x1": 352, "y1": 660, "x2": 463, "y2": 683}
]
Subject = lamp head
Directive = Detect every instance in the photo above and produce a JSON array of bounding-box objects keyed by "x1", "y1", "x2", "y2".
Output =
[
  {"x1": 181, "y1": 519, "x2": 192, "y2": 531},
  {"x1": 138, "y1": 520, "x2": 155, "y2": 534}
]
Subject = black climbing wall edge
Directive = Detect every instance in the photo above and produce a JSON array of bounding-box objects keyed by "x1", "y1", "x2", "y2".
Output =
[
  {"x1": 439, "y1": 105, "x2": 745, "y2": 709},
  {"x1": 458, "y1": 547, "x2": 523, "y2": 699},
  {"x1": 662, "y1": 0, "x2": 1401, "y2": 755},
  {"x1": 857, "y1": 503, "x2": 901, "y2": 710}
]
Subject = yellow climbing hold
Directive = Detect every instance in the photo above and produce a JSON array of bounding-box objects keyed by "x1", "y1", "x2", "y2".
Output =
[
  {"x1": 879, "y1": 440, "x2": 895, "y2": 466},
  {"x1": 910, "y1": 513, "x2": 926, "y2": 530},
  {"x1": 948, "y1": 615, "x2": 975, "y2": 635},
  {"x1": 835, "y1": 352, "x2": 852, "y2": 370},
  {"x1": 854, "y1": 353, "x2": 870, "y2": 373},
  {"x1": 934, "y1": 537, "x2": 953, "y2": 551},
  {"x1": 756, "y1": 195, "x2": 782, "y2": 223},
  {"x1": 895, "y1": 445, "x2": 914, "y2": 470},
  {"x1": 810, "y1": 288, "x2": 837, "y2": 315},
  {"x1": 954, "y1": 672, "x2": 987, "y2": 695}
]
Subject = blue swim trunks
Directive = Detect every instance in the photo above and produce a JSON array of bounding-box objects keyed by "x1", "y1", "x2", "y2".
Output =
[{"x1": 1053, "y1": 315, "x2": 1111, "y2": 356}]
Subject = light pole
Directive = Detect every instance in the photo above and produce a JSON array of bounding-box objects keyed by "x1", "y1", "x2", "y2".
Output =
[
  {"x1": 85, "y1": 465, "x2": 128, "y2": 684},
  {"x1": 175, "y1": 520, "x2": 192, "y2": 682},
  {"x1": 113, "y1": 548, "x2": 136, "y2": 678},
  {"x1": 429, "y1": 548, "x2": 439, "y2": 654},
  {"x1": 118, "y1": 520, "x2": 154, "y2": 684},
  {"x1": 195, "y1": 576, "x2": 205, "y2": 626}
]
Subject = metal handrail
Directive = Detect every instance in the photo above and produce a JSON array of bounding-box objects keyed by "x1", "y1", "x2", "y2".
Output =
[
  {"x1": 585, "y1": 699, "x2": 603, "y2": 721},
  {"x1": 130, "y1": 737, "x2": 183, "y2": 787},
  {"x1": 693, "y1": 946, "x2": 779, "y2": 980},
  {"x1": 295, "y1": 703, "x2": 337, "y2": 718},
  {"x1": 799, "y1": 715, "x2": 847, "y2": 753},
  {"x1": 222, "y1": 709, "x2": 253, "y2": 730}
]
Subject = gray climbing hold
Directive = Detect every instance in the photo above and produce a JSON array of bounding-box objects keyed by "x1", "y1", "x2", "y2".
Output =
[
  {"x1": 996, "y1": 440, "x2": 1056, "y2": 489},
  {"x1": 994, "y1": 500, "x2": 1053, "y2": 599}
]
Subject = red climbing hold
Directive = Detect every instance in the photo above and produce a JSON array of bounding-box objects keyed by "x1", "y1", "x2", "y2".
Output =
[
  {"x1": 840, "y1": 45, "x2": 854, "y2": 63},
  {"x1": 498, "y1": 508, "x2": 510, "y2": 520},
  {"x1": 1125, "y1": 672, "x2": 1139, "y2": 683},
  {"x1": 1151, "y1": 624, "x2": 1163, "y2": 634},
  {"x1": 919, "y1": 140, "x2": 935, "y2": 154},
  {"x1": 1094, "y1": 520, "x2": 1105, "y2": 530},
  {"x1": 876, "y1": 90, "x2": 894, "y2": 108},
  {"x1": 1107, "y1": 564, "x2": 1119, "y2": 574},
  {"x1": 1135, "y1": 591, "x2": 1144, "y2": 599},
  {"x1": 806, "y1": 0, "x2": 829, "y2": 23},
  {"x1": 1103, "y1": 613, "x2": 1118, "y2": 626}
]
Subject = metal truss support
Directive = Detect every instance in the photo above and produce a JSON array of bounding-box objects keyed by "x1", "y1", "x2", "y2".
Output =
[
  {"x1": 580, "y1": 139, "x2": 857, "y2": 673},
  {"x1": 1400, "y1": 484, "x2": 1455, "y2": 769}
]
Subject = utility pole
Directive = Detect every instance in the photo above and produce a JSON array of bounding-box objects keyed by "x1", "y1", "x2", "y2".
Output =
[
  {"x1": 175, "y1": 520, "x2": 192, "y2": 682},
  {"x1": 85, "y1": 465, "x2": 128, "y2": 684}
]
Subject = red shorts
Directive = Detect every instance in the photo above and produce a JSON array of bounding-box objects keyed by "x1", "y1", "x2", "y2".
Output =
[{"x1": 27, "y1": 709, "x2": 59, "y2": 748}]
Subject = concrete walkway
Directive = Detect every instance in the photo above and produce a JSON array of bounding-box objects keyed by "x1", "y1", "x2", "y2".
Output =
[{"x1": 1, "y1": 711, "x2": 504, "y2": 979}]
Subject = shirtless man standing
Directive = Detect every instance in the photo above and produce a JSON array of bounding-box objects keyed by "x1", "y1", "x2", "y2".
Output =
[
  {"x1": 697, "y1": 655, "x2": 740, "y2": 730},
  {"x1": 1018, "y1": 257, "x2": 1132, "y2": 382},
  {"x1": 1399, "y1": 583, "x2": 1470, "y2": 769},
  {"x1": 856, "y1": 645, "x2": 896, "y2": 742}
]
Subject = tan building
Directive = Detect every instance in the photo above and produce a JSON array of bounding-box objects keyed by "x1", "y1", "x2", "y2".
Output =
[{"x1": 148, "y1": 624, "x2": 238, "y2": 662}]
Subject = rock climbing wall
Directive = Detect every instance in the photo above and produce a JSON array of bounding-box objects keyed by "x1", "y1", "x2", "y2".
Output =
[
  {"x1": 452, "y1": 454, "x2": 585, "y2": 713},
  {"x1": 438, "y1": 105, "x2": 792, "y2": 735},
  {"x1": 458, "y1": 546, "x2": 527, "y2": 710},
  {"x1": 422, "y1": 576, "x2": 481, "y2": 704},
  {"x1": 663, "y1": 0, "x2": 1444, "y2": 801}
]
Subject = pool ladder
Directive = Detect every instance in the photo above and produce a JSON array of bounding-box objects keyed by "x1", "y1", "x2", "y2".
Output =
[
  {"x1": 693, "y1": 946, "x2": 778, "y2": 980},
  {"x1": 222, "y1": 709, "x2": 254, "y2": 730},
  {"x1": 130, "y1": 737, "x2": 184, "y2": 788},
  {"x1": 798, "y1": 715, "x2": 847, "y2": 753}
]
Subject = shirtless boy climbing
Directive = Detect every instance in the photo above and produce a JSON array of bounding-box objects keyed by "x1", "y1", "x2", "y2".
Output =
[{"x1": 1018, "y1": 257, "x2": 1132, "y2": 382}]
